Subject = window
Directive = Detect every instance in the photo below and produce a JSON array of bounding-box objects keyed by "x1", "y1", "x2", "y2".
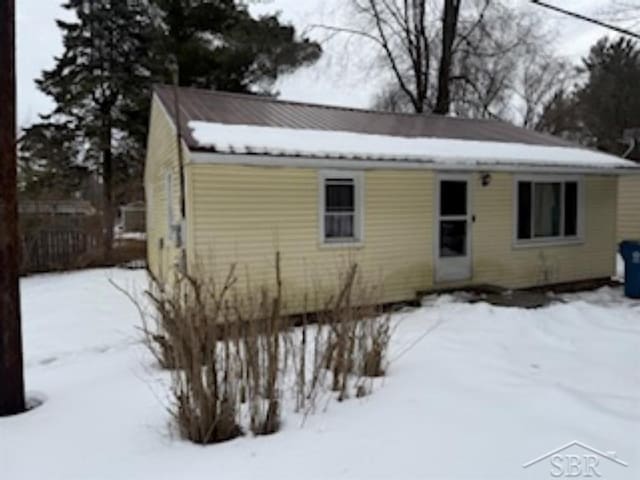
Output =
[
  {"x1": 440, "y1": 180, "x2": 467, "y2": 216},
  {"x1": 320, "y1": 171, "x2": 363, "y2": 244},
  {"x1": 516, "y1": 178, "x2": 581, "y2": 244}
]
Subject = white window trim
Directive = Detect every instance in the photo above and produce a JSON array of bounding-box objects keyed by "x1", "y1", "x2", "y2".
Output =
[
  {"x1": 318, "y1": 170, "x2": 364, "y2": 248},
  {"x1": 512, "y1": 174, "x2": 585, "y2": 248}
]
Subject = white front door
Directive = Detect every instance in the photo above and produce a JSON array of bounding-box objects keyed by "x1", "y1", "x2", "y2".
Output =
[{"x1": 435, "y1": 174, "x2": 472, "y2": 283}]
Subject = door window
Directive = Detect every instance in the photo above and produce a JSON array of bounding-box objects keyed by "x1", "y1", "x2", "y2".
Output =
[
  {"x1": 439, "y1": 180, "x2": 468, "y2": 259},
  {"x1": 440, "y1": 220, "x2": 467, "y2": 257}
]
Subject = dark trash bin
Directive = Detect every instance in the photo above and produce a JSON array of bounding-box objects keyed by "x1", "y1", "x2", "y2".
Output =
[{"x1": 619, "y1": 240, "x2": 640, "y2": 299}]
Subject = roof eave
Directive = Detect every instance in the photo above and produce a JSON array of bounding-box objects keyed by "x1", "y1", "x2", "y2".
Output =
[{"x1": 189, "y1": 150, "x2": 640, "y2": 175}]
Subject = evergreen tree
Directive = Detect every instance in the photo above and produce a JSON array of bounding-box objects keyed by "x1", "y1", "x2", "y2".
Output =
[
  {"x1": 22, "y1": 0, "x2": 322, "y2": 261},
  {"x1": 153, "y1": 0, "x2": 322, "y2": 92},
  {"x1": 538, "y1": 37, "x2": 640, "y2": 158},
  {"x1": 36, "y1": 0, "x2": 159, "y2": 258},
  {"x1": 18, "y1": 122, "x2": 90, "y2": 198},
  {"x1": 575, "y1": 37, "x2": 640, "y2": 155},
  {"x1": 536, "y1": 90, "x2": 584, "y2": 142}
]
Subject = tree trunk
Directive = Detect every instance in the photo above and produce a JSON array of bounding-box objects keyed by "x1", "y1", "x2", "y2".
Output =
[
  {"x1": 434, "y1": 0, "x2": 461, "y2": 115},
  {"x1": 101, "y1": 113, "x2": 114, "y2": 262},
  {"x1": 0, "y1": 0, "x2": 26, "y2": 417}
]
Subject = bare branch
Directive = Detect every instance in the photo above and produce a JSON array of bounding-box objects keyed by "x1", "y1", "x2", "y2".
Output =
[
  {"x1": 309, "y1": 24, "x2": 385, "y2": 47},
  {"x1": 368, "y1": 0, "x2": 424, "y2": 111}
]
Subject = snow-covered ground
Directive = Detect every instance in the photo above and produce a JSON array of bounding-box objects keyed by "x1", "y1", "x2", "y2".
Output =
[{"x1": 1, "y1": 268, "x2": 639, "y2": 479}]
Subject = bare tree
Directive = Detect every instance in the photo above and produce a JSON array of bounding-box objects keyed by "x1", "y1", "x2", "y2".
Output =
[
  {"x1": 344, "y1": 0, "x2": 435, "y2": 113},
  {"x1": 366, "y1": 1, "x2": 570, "y2": 127},
  {"x1": 316, "y1": 0, "x2": 559, "y2": 120},
  {"x1": 434, "y1": 0, "x2": 461, "y2": 114},
  {"x1": 450, "y1": 2, "x2": 518, "y2": 119},
  {"x1": 373, "y1": 84, "x2": 414, "y2": 112},
  {"x1": 450, "y1": 2, "x2": 565, "y2": 123},
  {"x1": 314, "y1": 0, "x2": 441, "y2": 113},
  {"x1": 514, "y1": 49, "x2": 573, "y2": 128}
]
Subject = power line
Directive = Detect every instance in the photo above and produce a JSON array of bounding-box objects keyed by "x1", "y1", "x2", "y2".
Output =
[{"x1": 531, "y1": 0, "x2": 640, "y2": 41}]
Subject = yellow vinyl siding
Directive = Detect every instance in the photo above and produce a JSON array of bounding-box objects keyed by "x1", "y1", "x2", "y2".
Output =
[
  {"x1": 618, "y1": 175, "x2": 640, "y2": 241},
  {"x1": 470, "y1": 173, "x2": 617, "y2": 288},
  {"x1": 183, "y1": 165, "x2": 617, "y2": 310},
  {"x1": 187, "y1": 165, "x2": 434, "y2": 310},
  {"x1": 144, "y1": 95, "x2": 187, "y2": 281}
]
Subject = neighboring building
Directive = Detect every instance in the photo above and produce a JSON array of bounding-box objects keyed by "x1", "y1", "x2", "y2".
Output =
[
  {"x1": 617, "y1": 129, "x2": 640, "y2": 242},
  {"x1": 19, "y1": 199, "x2": 96, "y2": 217},
  {"x1": 618, "y1": 175, "x2": 640, "y2": 242},
  {"x1": 145, "y1": 85, "x2": 639, "y2": 311},
  {"x1": 19, "y1": 199, "x2": 97, "y2": 231},
  {"x1": 119, "y1": 201, "x2": 146, "y2": 234}
]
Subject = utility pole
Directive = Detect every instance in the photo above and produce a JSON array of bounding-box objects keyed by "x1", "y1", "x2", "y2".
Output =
[{"x1": 0, "y1": 0, "x2": 26, "y2": 416}]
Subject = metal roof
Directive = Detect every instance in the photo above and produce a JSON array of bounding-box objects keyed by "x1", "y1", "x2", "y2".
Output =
[{"x1": 153, "y1": 85, "x2": 579, "y2": 152}]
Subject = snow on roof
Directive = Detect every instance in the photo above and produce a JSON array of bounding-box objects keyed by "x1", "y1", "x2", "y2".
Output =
[
  {"x1": 188, "y1": 121, "x2": 637, "y2": 171},
  {"x1": 157, "y1": 86, "x2": 576, "y2": 148}
]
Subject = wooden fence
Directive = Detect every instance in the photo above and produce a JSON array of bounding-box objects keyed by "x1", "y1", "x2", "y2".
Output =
[{"x1": 21, "y1": 229, "x2": 100, "y2": 274}]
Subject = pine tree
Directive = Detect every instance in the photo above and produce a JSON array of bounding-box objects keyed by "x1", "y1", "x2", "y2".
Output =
[
  {"x1": 576, "y1": 37, "x2": 640, "y2": 155},
  {"x1": 153, "y1": 0, "x2": 322, "y2": 92},
  {"x1": 538, "y1": 37, "x2": 640, "y2": 158},
  {"x1": 18, "y1": 122, "x2": 90, "y2": 197},
  {"x1": 35, "y1": 0, "x2": 158, "y2": 259},
  {"x1": 536, "y1": 90, "x2": 584, "y2": 142},
  {"x1": 22, "y1": 0, "x2": 322, "y2": 261}
]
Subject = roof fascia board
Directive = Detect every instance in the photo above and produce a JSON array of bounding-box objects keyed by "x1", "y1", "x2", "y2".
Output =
[
  {"x1": 152, "y1": 91, "x2": 177, "y2": 134},
  {"x1": 152, "y1": 90, "x2": 192, "y2": 158},
  {"x1": 189, "y1": 151, "x2": 639, "y2": 175}
]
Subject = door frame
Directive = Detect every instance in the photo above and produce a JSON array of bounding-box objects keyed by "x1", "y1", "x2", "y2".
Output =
[{"x1": 434, "y1": 172, "x2": 473, "y2": 283}]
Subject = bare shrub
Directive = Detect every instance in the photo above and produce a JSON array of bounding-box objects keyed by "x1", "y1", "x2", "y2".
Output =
[
  {"x1": 356, "y1": 312, "x2": 392, "y2": 377},
  {"x1": 291, "y1": 296, "x2": 308, "y2": 412},
  {"x1": 235, "y1": 253, "x2": 284, "y2": 436},
  {"x1": 134, "y1": 254, "x2": 290, "y2": 443},
  {"x1": 300, "y1": 263, "x2": 393, "y2": 405},
  {"x1": 140, "y1": 267, "x2": 243, "y2": 444},
  {"x1": 125, "y1": 255, "x2": 396, "y2": 444}
]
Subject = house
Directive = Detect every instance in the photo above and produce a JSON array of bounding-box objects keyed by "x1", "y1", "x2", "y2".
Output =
[
  {"x1": 19, "y1": 199, "x2": 97, "y2": 218},
  {"x1": 145, "y1": 85, "x2": 639, "y2": 311},
  {"x1": 616, "y1": 129, "x2": 640, "y2": 242}
]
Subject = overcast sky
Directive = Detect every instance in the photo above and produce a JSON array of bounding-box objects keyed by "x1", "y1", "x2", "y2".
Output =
[{"x1": 15, "y1": 0, "x2": 629, "y2": 127}]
